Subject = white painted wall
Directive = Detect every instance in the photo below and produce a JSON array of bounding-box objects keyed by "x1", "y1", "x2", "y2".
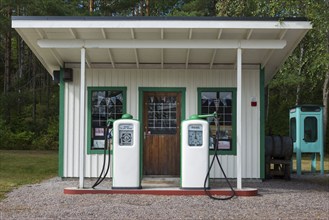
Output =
[{"x1": 62, "y1": 68, "x2": 260, "y2": 179}]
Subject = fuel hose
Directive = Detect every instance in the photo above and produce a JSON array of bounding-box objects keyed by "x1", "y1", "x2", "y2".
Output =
[
  {"x1": 204, "y1": 103, "x2": 235, "y2": 200},
  {"x1": 92, "y1": 126, "x2": 112, "y2": 189}
]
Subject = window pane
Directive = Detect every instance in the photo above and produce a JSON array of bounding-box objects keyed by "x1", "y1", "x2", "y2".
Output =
[
  {"x1": 91, "y1": 90, "x2": 124, "y2": 150},
  {"x1": 290, "y1": 118, "x2": 296, "y2": 142},
  {"x1": 304, "y1": 117, "x2": 318, "y2": 142},
  {"x1": 147, "y1": 95, "x2": 177, "y2": 134},
  {"x1": 201, "y1": 91, "x2": 233, "y2": 141},
  {"x1": 301, "y1": 106, "x2": 321, "y2": 112}
]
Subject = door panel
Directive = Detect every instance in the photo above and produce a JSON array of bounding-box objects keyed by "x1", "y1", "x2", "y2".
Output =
[
  {"x1": 143, "y1": 92, "x2": 181, "y2": 175},
  {"x1": 143, "y1": 134, "x2": 159, "y2": 175}
]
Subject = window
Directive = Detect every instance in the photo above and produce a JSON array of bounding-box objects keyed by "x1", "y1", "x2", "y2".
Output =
[
  {"x1": 304, "y1": 117, "x2": 318, "y2": 142},
  {"x1": 146, "y1": 94, "x2": 177, "y2": 134},
  {"x1": 88, "y1": 87, "x2": 127, "y2": 154},
  {"x1": 198, "y1": 88, "x2": 236, "y2": 155},
  {"x1": 301, "y1": 106, "x2": 321, "y2": 112},
  {"x1": 290, "y1": 117, "x2": 296, "y2": 142}
]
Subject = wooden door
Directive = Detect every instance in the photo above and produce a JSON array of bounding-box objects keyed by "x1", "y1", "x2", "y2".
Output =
[{"x1": 143, "y1": 92, "x2": 181, "y2": 176}]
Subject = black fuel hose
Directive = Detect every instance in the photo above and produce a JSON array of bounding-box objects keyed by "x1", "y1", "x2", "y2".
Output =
[
  {"x1": 204, "y1": 131, "x2": 235, "y2": 200},
  {"x1": 92, "y1": 127, "x2": 112, "y2": 189}
]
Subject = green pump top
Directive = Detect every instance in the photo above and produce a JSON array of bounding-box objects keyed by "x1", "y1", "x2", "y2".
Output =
[
  {"x1": 121, "y1": 113, "x2": 133, "y2": 119},
  {"x1": 189, "y1": 114, "x2": 200, "y2": 120},
  {"x1": 106, "y1": 113, "x2": 133, "y2": 126}
]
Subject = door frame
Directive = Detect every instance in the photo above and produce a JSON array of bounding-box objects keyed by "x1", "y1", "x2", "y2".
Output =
[{"x1": 138, "y1": 87, "x2": 186, "y2": 177}]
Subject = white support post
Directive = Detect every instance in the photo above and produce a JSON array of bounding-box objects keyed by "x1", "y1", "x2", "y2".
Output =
[
  {"x1": 79, "y1": 47, "x2": 86, "y2": 189},
  {"x1": 236, "y1": 47, "x2": 242, "y2": 190}
]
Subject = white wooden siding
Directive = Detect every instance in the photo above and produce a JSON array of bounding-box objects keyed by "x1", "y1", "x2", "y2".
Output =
[{"x1": 63, "y1": 68, "x2": 260, "y2": 179}]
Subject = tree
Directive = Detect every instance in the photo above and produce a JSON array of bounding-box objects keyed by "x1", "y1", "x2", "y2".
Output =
[
  {"x1": 171, "y1": 0, "x2": 217, "y2": 16},
  {"x1": 214, "y1": 0, "x2": 329, "y2": 149},
  {"x1": 0, "y1": 0, "x2": 81, "y2": 150},
  {"x1": 216, "y1": 0, "x2": 257, "y2": 16},
  {"x1": 257, "y1": 0, "x2": 329, "y2": 148},
  {"x1": 90, "y1": 0, "x2": 181, "y2": 16}
]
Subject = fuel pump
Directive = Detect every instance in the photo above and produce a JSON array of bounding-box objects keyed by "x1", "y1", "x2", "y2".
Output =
[
  {"x1": 112, "y1": 114, "x2": 141, "y2": 189},
  {"x1": 182, "y1": 109, "x2": 235, "y2": 198},
  {"x1": 181, "y1": 114, "x2": 210, "y2": 189}
]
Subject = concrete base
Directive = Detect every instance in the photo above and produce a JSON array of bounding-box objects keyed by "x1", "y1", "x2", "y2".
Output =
[{"x1": 64, "y1": 187, "x2": 258, "y2": 196}]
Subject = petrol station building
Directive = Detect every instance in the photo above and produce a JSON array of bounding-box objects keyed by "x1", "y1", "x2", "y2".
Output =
[{"x1": 12, "y1": 17, "x2": 311, "y2": 190}]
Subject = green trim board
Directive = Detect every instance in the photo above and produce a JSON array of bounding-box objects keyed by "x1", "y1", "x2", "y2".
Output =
[
  {"x1": 138, "y1": 87, "x2": 186, "y2": 177},
  {"x1": 259, "y1": 67, "x2": 265, "y2": 179},
  {"x1": 197, "y1": 88, "x2": 237, "y2": 155},
  {"x1": 58, "y1": 68, "x2": 65, "y2": 177},
  {"x1": 87, "y1": 87, "x2": 127, "y2": 155}
]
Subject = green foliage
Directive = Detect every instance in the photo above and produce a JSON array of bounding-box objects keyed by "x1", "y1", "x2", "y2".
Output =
[
  {"x1": 171, "y1": 0, "x2": 217, "y2": 16},
  {"x1": 213, "y1": 0, "x2": 329, "y2": 148},
  {"x1": 265, "y1": 0, "x2": 328, "y2": 143},
  {"x1": 216, "y1": 0, "x2": 257, "y2": 17},
  {"x1": 0, "y1": 82, "x2": 59, "y2": 150},
  {"x1": 73, "y1": 0, "x2": 183, "y2": 16},
  {"x1": 0, "y1": 119, "x2": 59, "y2": 150},
  {"x1": 31, "y1": 119, "x2": 59, "y2": 150},
  {"x1": 0, "y1": 150, "x2": 58, "y2": 200},
  {"x1": 0, "y1": 118, "x2": 34, "y2": 150}
]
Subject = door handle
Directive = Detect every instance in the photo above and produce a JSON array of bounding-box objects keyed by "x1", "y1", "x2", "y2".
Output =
[{"x1": 144, "y1": 130, "x2": 152, "y2": 139}]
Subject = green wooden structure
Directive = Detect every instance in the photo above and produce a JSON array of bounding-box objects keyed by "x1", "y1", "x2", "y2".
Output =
[{"x1": 289, "y1": 105, "x2": 324, "y2": 175}]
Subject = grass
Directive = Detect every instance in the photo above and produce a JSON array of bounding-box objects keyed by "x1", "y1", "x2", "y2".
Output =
[
  {"x1": 290, "y1": 153, "x2": 329, "y2": 187},
  {"x1": 0, "y1": 150, "x2": 58, "y2": 200},
  {"x1": 292, "y1": 153, "x2": 329, "y2": 173}
]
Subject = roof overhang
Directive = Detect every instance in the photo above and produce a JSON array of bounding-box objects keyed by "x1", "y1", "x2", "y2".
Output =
[{"x1": 12, "y1": 16, "x2": 312, "y2": 84}]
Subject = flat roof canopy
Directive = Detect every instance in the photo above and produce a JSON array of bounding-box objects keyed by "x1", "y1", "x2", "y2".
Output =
[{"x1": 12, "y1": 16, "x2": 311, "y2": 83}]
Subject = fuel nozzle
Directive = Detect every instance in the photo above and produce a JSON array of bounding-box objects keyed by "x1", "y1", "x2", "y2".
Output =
[
  {"x1": 189, "y1": 112, "x2": 219, "y2": 120},
  {"x1": 106, "y1": 118, "x2": 115, "y2": 127}
]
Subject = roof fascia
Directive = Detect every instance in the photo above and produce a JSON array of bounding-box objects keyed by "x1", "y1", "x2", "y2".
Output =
[{"x1": 12, "y1": 19, "x2": 312, "y2": 30}]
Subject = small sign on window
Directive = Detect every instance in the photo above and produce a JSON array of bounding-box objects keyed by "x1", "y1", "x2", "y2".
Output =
[{"x1": 218, "y1": 140, "x2": 231, "y2": 150}]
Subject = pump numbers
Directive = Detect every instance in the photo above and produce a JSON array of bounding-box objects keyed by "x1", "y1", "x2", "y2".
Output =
[
  {"x1": 188, "y1": 124, "x2": 203, "y2": 146},
  {"x1": 119, "y1": 124, "x2": 134, "y2": 146}
]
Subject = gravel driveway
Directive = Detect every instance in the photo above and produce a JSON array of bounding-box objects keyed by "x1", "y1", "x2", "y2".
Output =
[{"x1": 1, "y1": 174, "x2": 328, "y2": 219}]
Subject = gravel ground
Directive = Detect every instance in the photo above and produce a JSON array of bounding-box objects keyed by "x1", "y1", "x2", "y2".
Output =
[{"x1": 0, "y1": 174, "x2": 328, "y2": 220}]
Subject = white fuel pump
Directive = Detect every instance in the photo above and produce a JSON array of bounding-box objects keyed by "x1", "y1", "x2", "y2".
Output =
[
  {"x1": 181, "y1": 115, "x2": 210, "y2": 189},
  {"x1": 112, "y1": 114, "x2": 141, "y2": 189}
]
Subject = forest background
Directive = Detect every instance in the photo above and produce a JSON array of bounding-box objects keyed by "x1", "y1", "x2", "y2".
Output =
[{"x1": 0, "y1": 0, "x2": 328, "y2": 151}]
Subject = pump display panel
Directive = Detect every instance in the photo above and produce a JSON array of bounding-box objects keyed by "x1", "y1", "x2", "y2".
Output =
[
  {"x1": 188, "y1": 124, "x2": 203, "y2": 146},
  {"x1": 118, "y1": 124, "x2": 134, "y2": 146}
]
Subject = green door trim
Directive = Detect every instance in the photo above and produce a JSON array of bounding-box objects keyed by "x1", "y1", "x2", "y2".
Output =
[{"x1": 58, "y1": 68, "x2": 65, "y2": 177}]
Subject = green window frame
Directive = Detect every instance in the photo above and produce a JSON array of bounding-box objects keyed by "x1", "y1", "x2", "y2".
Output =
[
  {"x1": 197, "y1": 88, "x2": 236, "y2": 155},
  {"x1": 87, "y1": 87, "x2": 127, "y2": 154}
]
